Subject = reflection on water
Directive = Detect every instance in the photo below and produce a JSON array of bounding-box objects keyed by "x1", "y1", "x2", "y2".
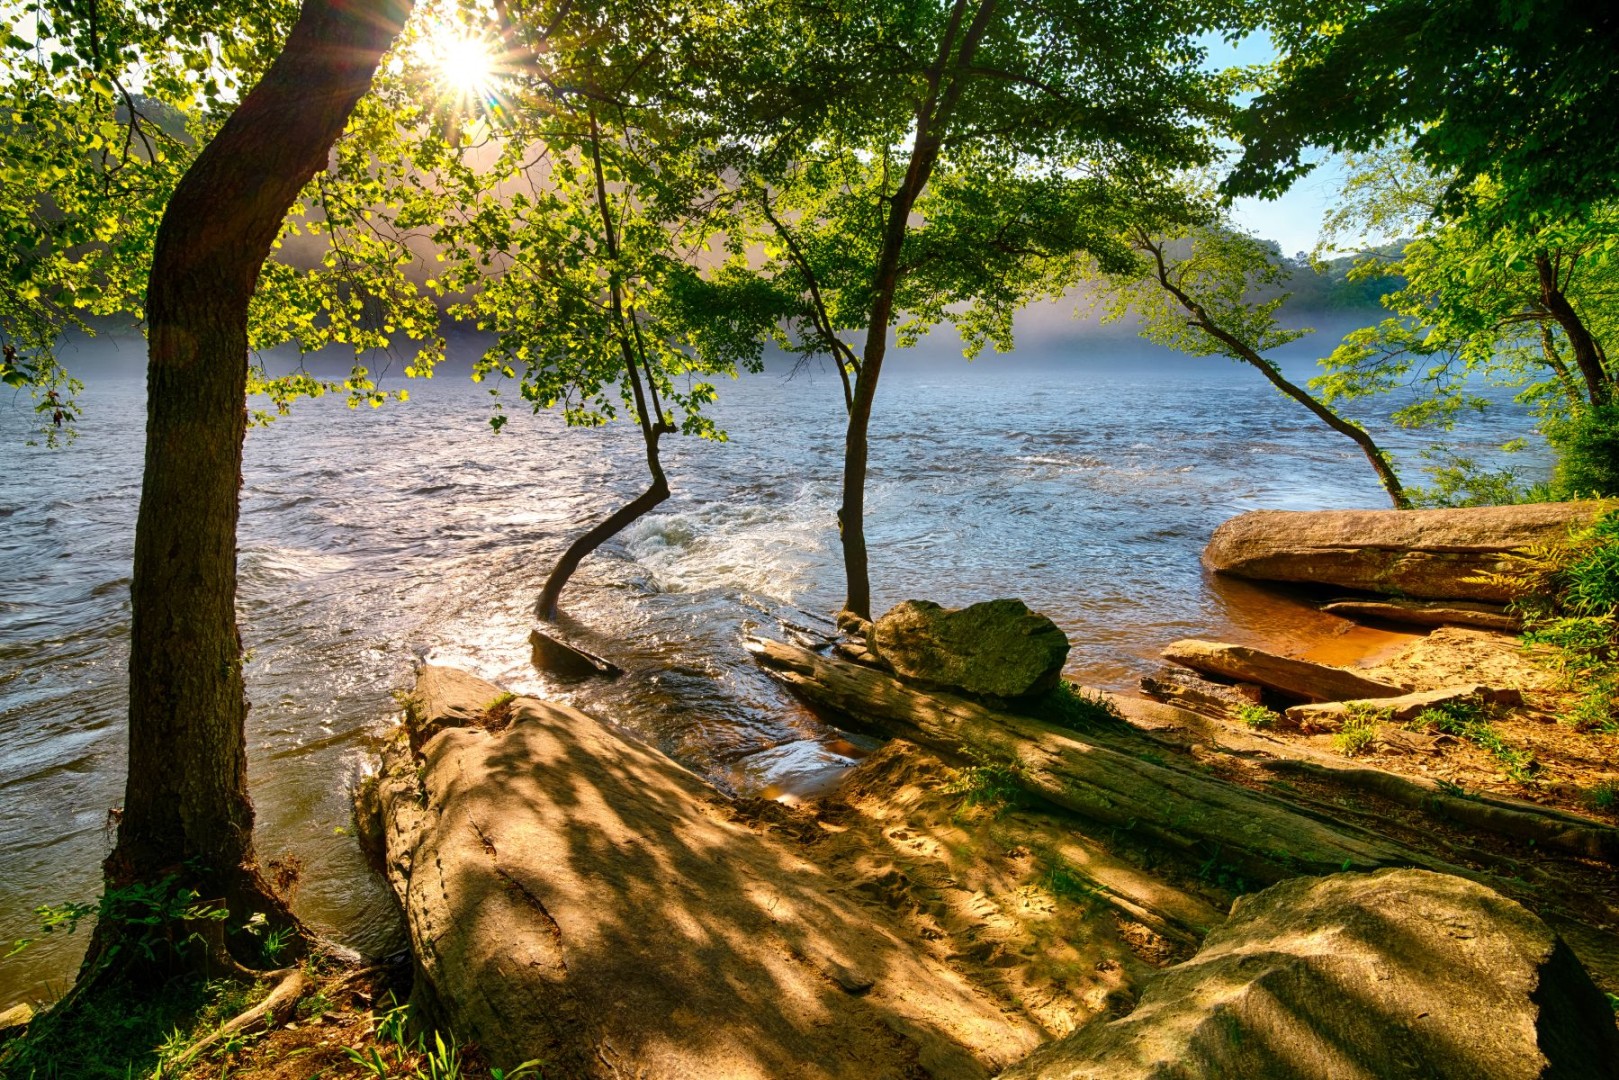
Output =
[{"x1": 0, "y1": 355, "x2": 1545, "y2": 1003}]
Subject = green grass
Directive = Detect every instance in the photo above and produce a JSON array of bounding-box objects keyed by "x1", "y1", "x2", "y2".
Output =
[
  {"x1": 944, "y1": 760, "x2": 1026, "y2": 813},
  {"x1": 1034, "y1": 681, "x2": 1123, "y2": 730},
  {"x1": 1409, "y1": 700, "x2": 1538, "y2": 785},
  {"x1": 1234, "y1": 703, "x2": 1280, "y2": 729},
  {"x1": 1585, "y1": 780, "x2": 1619, "y2": 812},
  {"x1": 1331, "y1": 705, "x2": 1388, "y2": 756},
  {"x1": 1480, "y1": 507, "x2": 1619, "y2": 731}
]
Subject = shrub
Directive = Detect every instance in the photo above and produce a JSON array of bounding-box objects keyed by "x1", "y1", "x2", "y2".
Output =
[{"x1": 1552, "y1": 404, "x2": 1619, "y2": 499}]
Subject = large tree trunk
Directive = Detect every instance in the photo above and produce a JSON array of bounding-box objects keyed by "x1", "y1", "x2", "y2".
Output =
[
  {"x1": 1536, "y1": 250, "x2": 1612, "y2": 406},
  {"x1": 99, "y1": 0, "x2": 411, "y2": 979}
]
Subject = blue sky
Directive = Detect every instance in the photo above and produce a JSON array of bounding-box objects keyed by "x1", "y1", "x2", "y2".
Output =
[{"x1": 1204, "y1": 31, "x2": 1348, "y2": 258}]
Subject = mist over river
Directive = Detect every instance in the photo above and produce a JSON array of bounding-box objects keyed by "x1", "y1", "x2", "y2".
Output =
[{"x1": 0, "y1": 339, "x2": 1546, "y2": 1004}]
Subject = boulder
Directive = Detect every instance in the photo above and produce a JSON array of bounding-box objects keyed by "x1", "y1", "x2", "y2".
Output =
[
  {"x1": 870, "y1": 599, "x2": 1070, "y2": 700},
  {"x1": 1322, "y1": 598, "x2": 1521, "y2": 632},
  {"x1": 1205, "y1": 502, "x2": 1602, "y2": 602},
  {"x1": 1161, "y1": 639, "x2": 1407, "y2": 703},
  {"x1": 1003, "y1": 869, "x2": 1619, "y2": 1080},
  {"x1": 368, "y1": 667, "x2": 1043, "y2": 1078},
  {"x1": 1285, "y1": 684, "x2": 1525, "y2": 731}
]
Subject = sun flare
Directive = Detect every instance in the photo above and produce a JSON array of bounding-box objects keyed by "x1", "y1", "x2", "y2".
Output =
[
  {"x1": 436, "y1": 29, "x2": 499, "y2": 98},
  {"x1": 407, "y1": 9, "x2": 510, "y2": 125}
]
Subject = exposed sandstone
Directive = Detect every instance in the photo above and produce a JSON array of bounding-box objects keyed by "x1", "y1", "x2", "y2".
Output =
[
  {"x1": 369, "y1": 666, "x2": 1043, "y2": 1078},
  {"x1": 1161, "y1": 639, "x2": 1407, "y2": 703},
  {"x1": 1205, "y1": 502, "x2": 1601, "y2": 602},
  {"x1": 1003, "y1": 869, "x2": 1619, "y2": 1080},
  {"x1": 1322, "y1": 597, "x2": 1521, "y2": 631},
  {"x1": 1284, "y1": 684, "x2": 1524, "y2": 731}
]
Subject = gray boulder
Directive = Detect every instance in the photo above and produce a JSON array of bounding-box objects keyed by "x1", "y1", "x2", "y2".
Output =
[
  {"x1": 1004, "y1": 869, "x2": 1619, "y2": 1080},
  {"x1": 870, "y1": 599, "x2": 1070, "y2": 699}
]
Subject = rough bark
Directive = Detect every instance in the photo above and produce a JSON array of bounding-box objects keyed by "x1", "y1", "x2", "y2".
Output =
[
  {"x1": 1535, "y1": 250, "x2": 1612, "y2": 405},
  {"x1": 103, "y1": 0, "x2": 411, "y2": 977}
]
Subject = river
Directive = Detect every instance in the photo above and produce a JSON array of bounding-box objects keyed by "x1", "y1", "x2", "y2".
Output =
[{"x1": 0, "y1": 333, "x2": 1545, "y2": 1004}]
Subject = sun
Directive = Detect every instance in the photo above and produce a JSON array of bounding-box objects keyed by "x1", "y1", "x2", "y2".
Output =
[
  {"x1": 436, "y1": 28, "x2": 499, "y2": 99},
  {"x1": 406, "y1": 9, "x2": 511, "y2": 125}
]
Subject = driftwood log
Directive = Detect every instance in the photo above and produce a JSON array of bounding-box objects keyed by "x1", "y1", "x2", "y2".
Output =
[{"x1": 746, "y1": 638, "x2": 1447, "y2": 884}]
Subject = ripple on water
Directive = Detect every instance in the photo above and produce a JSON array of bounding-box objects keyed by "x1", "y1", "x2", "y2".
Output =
[{"x1": 0, "y1": 363, "x2": 1549, "y2": 1004}]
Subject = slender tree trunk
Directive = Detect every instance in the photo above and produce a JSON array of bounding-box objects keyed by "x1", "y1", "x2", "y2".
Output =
[
  {"x1": 1142, "y1": 238, "x2": 1410, "y2": 510},
  {"x1": 839, "y1": 0, "x2": 996, "y2": 620},
  {"x1": 1536, "y1": 250, "x2": 1612, "y2": 405},
  {"x1": 97, "y1": 0, "x2": 411, "y2": 981},
  {"x1": 1239, "y1": 351, "x2": 1410, "y2": 509},
  {"x1": 536, "y1": 109, "x2": 672, "y2": 621}
]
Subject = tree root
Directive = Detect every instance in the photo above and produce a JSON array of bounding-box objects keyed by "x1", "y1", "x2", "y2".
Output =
[{"x1": 159, "y1": 966, "x2": 306, "y2": 1076}]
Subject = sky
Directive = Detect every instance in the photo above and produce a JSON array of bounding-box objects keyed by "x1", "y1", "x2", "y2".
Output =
[{"x1": 1204, "y1": 31, "x2": 1350, "y2": 259}]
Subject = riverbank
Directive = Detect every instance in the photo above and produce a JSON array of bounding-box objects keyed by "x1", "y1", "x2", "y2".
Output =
[{"x1": 9, "y1": 502, "x2": 1619, "y2": 1078}]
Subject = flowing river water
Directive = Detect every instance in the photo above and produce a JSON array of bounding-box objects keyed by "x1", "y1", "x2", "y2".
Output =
[{"x1": 0, "y1": 337, "x2": 1545, "y2": 1004}]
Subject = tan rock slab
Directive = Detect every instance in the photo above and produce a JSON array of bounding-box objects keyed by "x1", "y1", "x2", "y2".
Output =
[
  {"x1": 1285, "y1": 684, "x2": 1524, "y2": 731},
  {"x1": 1204, "y1": 502, "x2": 1601, "y2": 602},
  {"x1": 1003, "y1": 869, "x2": 1619, "y2": 1080},
  {"x1": 1161, "y1": 639, "x2": 1407, "y2": 703},
  {"x1": 1322, "y1": 597, "x2": 1520, "y2": 632},
  {"x1": 373, "y1": 668, "x2": 1042, "y2": 1079}
]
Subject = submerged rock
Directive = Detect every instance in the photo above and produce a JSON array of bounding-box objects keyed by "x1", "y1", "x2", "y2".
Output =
[
  {"x1": 871, "y1": 598, "x2": 1070, "y2": 700},
  {"x1": 528, "y1": 627, "x2": 622, "y2": 679},
  {"x1": 1003, "y1": 868, "x2": 1619, "y2": 1080},
  {"x1": 1161, "y1": 639, "x2": 1406, "y2": 703},
  {"x1": 1205, "y1": 503, "x2": 1601, "y2": 602}
]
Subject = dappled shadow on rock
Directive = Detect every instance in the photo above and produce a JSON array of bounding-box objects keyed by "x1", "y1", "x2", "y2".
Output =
[
  {"x1": 1003, "y1": 869, "x2": 1619, "y2": 1080},
  {"x1": 371, "y1": 668, "x2": 1045, "y2": 1078}
]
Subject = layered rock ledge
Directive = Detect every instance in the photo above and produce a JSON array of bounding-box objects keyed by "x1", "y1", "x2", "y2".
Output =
[
  {"x1": 361, "y1": 665, "x2": 1042, "y2": 1079},
  {"x1": 1205, "y1": 502, "x2": 1602, "y2": 602}
]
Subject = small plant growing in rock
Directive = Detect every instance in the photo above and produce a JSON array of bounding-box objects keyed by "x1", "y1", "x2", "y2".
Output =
[
  {"x1": 479, "y1": 692, "x2": 519, "y2": 733},
  {"x1": 1234, "y1": 704, "x2": 1280, "y2": 729},
  {"x1": 1332, "y1": 705, "x2": 1388, "y2": 756},
  {"x1": 1410, "y1": 700, "x2": 1538, "y2": 785},
  {"x1": 1585, "y1": 780, "x2": 1619, "y2": 811},
  {"x1": 945, "y1": 759, "x2": 1026, "y2": 814},
  {"x1": 1036, "y1": 681, "x2": 1124, "y2": 730}
]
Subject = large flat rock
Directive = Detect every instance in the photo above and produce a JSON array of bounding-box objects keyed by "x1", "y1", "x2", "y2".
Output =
[
  {"x1": 1205, "y1": 503, "x2": 1601, "y2": 602},
  {"x1": 371, "y1": 668, "x2": 1042, "y2": 1078},
  {"x1": 1162, "y1": 639, "x2": 1407, "y2": 703},
  {"x1": 1003, "y1": 869, "x2": 1619, "y2": 1080}
]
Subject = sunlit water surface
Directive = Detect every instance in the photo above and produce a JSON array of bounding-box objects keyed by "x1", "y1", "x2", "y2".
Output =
[{"x1": 0, "y1": 347, "x2": 1544, "y2": 1003}]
